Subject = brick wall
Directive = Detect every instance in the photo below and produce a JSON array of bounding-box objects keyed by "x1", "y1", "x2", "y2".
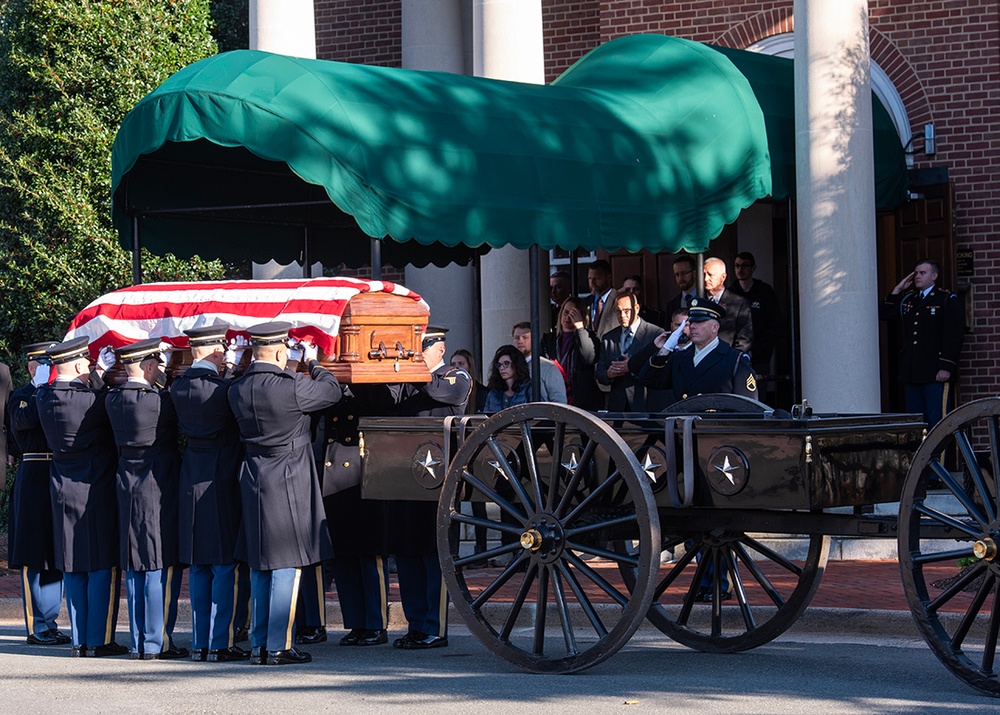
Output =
[{"x1": 314, "y1": 0, "x2": 1000, "y2": 401}]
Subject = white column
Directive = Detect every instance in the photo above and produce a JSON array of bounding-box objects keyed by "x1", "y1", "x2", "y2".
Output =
[
  {"x1": 794, "y1": 0, "x2": 880, "y2": 412},
  {"x1": 400, "y1": 1, "x2": 478, "y2": 360},
  {"x1": 473, "y1": 0, "x2": 545, "y2": 362},
  {"x1": 249, "y1": 0, "x2": 316, "y2": 279}
]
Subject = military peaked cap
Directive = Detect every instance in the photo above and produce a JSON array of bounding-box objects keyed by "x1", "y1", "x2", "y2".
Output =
[
  {"x1": 422, "y1": 325, "x2": 449, "y2": 350},
  {"x1": 46, "y1": 336, "x2": 91, "y2": 364},
  {"x1": 24, "y1": 341, "x2": 57, "y2": 362},
  {"x1": 248, "y1": 321, "x2": 292, "y2": 346},
  {"x1": 116, "y1": 337, "x2": 164, "y2": 364},
  {"x1": 184, "y1": 324, "x2": 230, "y2": 347},
  {"x1": 687, "y1": 298, "x2": 726, "y2": 323}
]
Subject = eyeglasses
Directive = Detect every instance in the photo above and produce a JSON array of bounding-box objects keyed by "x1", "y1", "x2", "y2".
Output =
[
  {"x1": 496, "y1": 360, "x2": 513, "y2": 368},
  {"x1": 734, "y1": 262, "x2": 754, "y2": 269},
  {"x1": 674, "y1": 269, "x2": 694, "y2": 276}
]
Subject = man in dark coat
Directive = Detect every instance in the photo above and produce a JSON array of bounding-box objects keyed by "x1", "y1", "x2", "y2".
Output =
[
  {"x1": 880, "y1": 259, "x2": 964, "y2": 426},
  {"x1": 36, "y1": 337, "x2": 126, "y2": 657},
  {"x1": 596, "y1": 291, "x2": 669, "y2": 411},
  {"x1": 703, "y1": 257, "x2": 753, "y2": 354},
  {"x1": 227, "y1": 321, "x2": 344, "y2": 665},
  {"x1": 170, "y1": 325, "x2": 249, "y2": 662},
  {"x1": 388, "y1": 326, "x2": 471, "y2": 650},
  {"x1": 7, "y1": 341, "x2": 70, "y2": 646},
  {"x1": 105, "y1": 338, "x2": 186, "y2": 660}
]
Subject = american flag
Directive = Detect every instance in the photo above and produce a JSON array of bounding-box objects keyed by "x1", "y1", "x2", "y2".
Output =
[{"x1": 65, "y1": 277, "x2": 428, "y2": 357}]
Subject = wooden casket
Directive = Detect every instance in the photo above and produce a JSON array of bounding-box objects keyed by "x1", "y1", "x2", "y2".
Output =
[{"x1": 64, "y1": 277, "x2": 432, "y2": 384}]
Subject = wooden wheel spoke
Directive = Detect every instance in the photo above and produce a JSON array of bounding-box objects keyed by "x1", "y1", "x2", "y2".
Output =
[
  {"x1": 710, "y1": 549, "x2": 724, "y2": 637},
  {"x1": 450, "y1": 511, "x2": 524, "y2": 536},
  {"x1": 519, "y1": 421, "x2": 546, "y2": 513},
  {"x1": 565, "y1": 539, "x2": 639, "y2": 568},
  {"x1": 955, "y1": 429, "x2": 998, "y2": 523},
  {"x1": 549, "y1": 567, "x2": 579, "y2": 655},
  {"x1": 913, "y1": 503, "x2": 984, "y2": 539},
  {"x1": 459, "y1": 468, "x2": 528, "y2": 525},
  {"x1": 725, "y1": 547, "x2": 757, "y2": 632},
  {"x1": 532, "y1": 564, "x2": 550, "y2": 656},
  {"x1": 487, "y1": 436, "x2": 537, "y2": 515},
  {"x1": 565, "y1": 513, "x2": 640, "y2": 540},
  {"x1": 652, "y1": 546, "x2": 699, "y2": 601},
  {"x1": 733, "y1": 541, "x2": 785, "y2": 608},
  {"x1": 546, "y1": 421, "x2": 566, "y2": 513},
  {"x1": 981, "y1": 581, "x2": 1000, "y2": 676},
  {"x1": 741, "y1": 535, "x2": 803, "y2": 576},
  {"x1": 913, "y1": 546, "x2": 977, "y2": 566},
  {"x1": 677, "y1": 548, "x2": 711, "y2": 627},
  {"x1": 564, "y1": 551, "x2": 630, "y2": 607},
  {"x1": 926, "y1": 561, "x2": 988, "y2": 612},
  {"x1": 929, "y1": 458, "x2": 990, "y2": 529},
  {"x1": 563, "y1": 469, "x2": 624, "y2": 525},
  {"x1": 556, "y1": 560, "x2": 607, "y2": 638},
  {"x1": 950, "y1": 570, "x2": 997, "y2": 652},
  {"x1": 471, "y1": 552, "x2": 531, "y2": 609},
  {"x1": 498, "y1": 562, "x2": 538, "y2": 641},
  {"x1": 555, "y1": 436, "x2": 598, "y2": 517}
]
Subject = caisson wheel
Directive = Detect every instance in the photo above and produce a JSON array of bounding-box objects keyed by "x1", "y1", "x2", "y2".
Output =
[
  {"x1": 899, "y1": 398, "x2": 1000, "y2": 697},
  {"x1": 437, "y1": 403, "x2": 660, "y2": 673}
]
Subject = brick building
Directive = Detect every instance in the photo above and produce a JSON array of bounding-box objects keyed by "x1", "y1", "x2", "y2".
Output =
[{"x1": 312, "y1": 1, "x2": 999, "y2": 410}]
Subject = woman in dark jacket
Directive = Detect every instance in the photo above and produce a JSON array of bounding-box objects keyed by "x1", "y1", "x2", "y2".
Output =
[
  {"x1": 482, "y1": 345, "x2": 532, "y2": 413},
  {"x1": 541, "y1": 296, "x2": 602, "y2": 410},
  {"x1": 449, "y1": 349, "x2": 487, "y2": 413}
]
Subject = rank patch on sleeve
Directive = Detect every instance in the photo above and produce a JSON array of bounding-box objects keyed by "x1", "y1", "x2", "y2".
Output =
[{"x1": 747, "y1": 374, "x2": 756, "y2": 392}]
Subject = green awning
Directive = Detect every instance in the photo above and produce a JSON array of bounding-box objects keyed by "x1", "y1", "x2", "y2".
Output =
[{"x1": 111, "y1": 34, "x2": 907, "y2": 263}]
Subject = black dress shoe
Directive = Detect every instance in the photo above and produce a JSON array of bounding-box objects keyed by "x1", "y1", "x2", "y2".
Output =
[
  {"x1": 131, "y1": 652, "x2": 156, "y2": 660},
  {"x1": 249, "y1": 646, "x2": 268, "y2": 665},
  {"x1": 26, "y1": 632, "x2": 58, "y2": 645},
  {"x1": 207, "y1": 646, "x2": 251, "y2": 662},
  {"x1": 694, "y1": 587, "x2": 731, "y2": 603},
  {"x1": 357, "y1": 629, "x2": 388, "y2": 646},
  {"x1": 266, "y1": 647, "x2": 312, "y2": 665},
  {"x1": 339, "y1": 628, "x2": 364, "y2": 646},
  {"x1": 44, "y1": 629, "x2": 72, "y2": 645},
  {"x1": 70, "y1": 645, "x2": 88, "y2": 658},
  {"x1": 233, "y1": 627, "x2": 249, "y2": 643},
  {"x1": 392, "y1": 631, "x2": 448, "y2": 650},
  {"x1": 91, "y1": 642, "x2": 129, "y2": 657},
  {"x1": 156, "y1": 646, "x2": 190, "y2": 660},
  {"x1": 191, "y1": 648, "x2": 209, "y2": 662},
  {"x1": 295, "y1": 626, "x2": 328, "y2": 645}
]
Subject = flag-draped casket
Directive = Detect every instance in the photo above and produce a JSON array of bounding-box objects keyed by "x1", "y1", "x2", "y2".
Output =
[{"x1": 65, "y1": 278, "x2": 432, "y2": 383}]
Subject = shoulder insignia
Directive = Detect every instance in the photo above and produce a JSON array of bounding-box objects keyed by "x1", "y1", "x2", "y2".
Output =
[{"x1": 747, "y1": 374, "x2": 756, "y2": 392}]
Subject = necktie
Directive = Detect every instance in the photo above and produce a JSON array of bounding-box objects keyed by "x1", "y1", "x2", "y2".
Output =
[
  {"x1": 594, "y1": 296, "x2": 604, "y2": 325},
  {"x1": 621, "y1": 328, "x2": 633, "y2": 354}
]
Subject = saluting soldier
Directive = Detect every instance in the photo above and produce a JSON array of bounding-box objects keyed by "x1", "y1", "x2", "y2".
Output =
[
  {"x1": 105, "y1": 338, "x2": 187, "y2": 660},
  {"x1": 880, "y1": 259, "x2": 964, "y2": 426},
  {"x1": 227, "y1": 322, "x2": 344, "y2": 666},
  {"x1": 170, "y1": 325, "x2": 250, "y2": 662},
  {"x1": 7, "y1": 341, "x2": 71, "y2": 646},
  {"x1": 387, "y1": 326, "x2": 472, "y2": 650},
  {"x1": 630, "y1": 298, "x2": 758, "y2": 404},
  {"x1": 36, "y1": 337, "x2": 127, "y2": 657}
]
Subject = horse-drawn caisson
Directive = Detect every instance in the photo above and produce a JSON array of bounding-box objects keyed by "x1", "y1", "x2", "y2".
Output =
[{"x1": 103, "y1": 35, "x2": 997, "y2": 695}]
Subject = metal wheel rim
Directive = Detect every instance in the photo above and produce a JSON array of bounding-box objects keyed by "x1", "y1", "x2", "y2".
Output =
[
  {"x1": 437, "y1": 403, "x2": 660, "y2": 673},
  {"x1": 899, "y1": 398, "x2": 1000, "y2": 697}
]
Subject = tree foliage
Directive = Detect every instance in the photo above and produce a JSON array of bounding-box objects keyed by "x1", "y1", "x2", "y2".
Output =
[{"x1": 0, "y1": 0, "x2": 235, "y2": 365}]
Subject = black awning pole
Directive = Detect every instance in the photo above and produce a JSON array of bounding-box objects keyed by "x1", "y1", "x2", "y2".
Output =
[
  {"x1": 371, "y1": 238, "x2": 382, "y2": 280},
  {"x1": 132, "y1": 215, "x2": 142, "y2": 285},
  {"x1": 696, "y1": 253, "x2": 705, "y2": 298},
  {"x1": 303, "y1": 226, "x2": 311, "y2": 278},
  {"x1": 530, "y1": 245, "x2": 542, "y2": 402}
]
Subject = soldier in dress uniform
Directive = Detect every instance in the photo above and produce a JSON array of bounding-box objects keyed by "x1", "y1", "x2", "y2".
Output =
[
  {"x1": 7, "y1": 341, "x2": 71, "y2": 646},
  {"x1": 880, "y1": 259, "x2": 964, "y2": 427},
  {"x1": 35, "y1": 337, "x2": 127, "y2": 657},
  {"x1": 170, "y1": 325, "x2": 250, "y2": 662},
  {"x1": 227, "y1": 321, "x2": 344, "y2": 665},
  {"x1": 630, "y1": 298, "x2": 758, "y2": 405},
  {"x1": 105, "y1": 338, "x2": 187, "y2": 660},
  {"x1": 387, "y1": 326, "x2": 472, "y2": 650}
]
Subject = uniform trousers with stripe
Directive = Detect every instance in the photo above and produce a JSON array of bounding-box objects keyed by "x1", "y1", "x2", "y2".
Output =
[
  {"x1": 395, "y1": 554, "x2": 447, "y2": 637},
  {"x1": 332, "y1": 555, "x2": 389, "y2": 631},
  {"x1": 250, "y1": 567, "x2": 302, "y2": 652},
  {"x1": 125, "y1": 569, "x2": 167, "y2": 655},
  {"x1": 21, "y1": 567, "x2": 63, "y2": 637},
  {"x1": 63, "y1": 568, "x2": 118, "y2": 648},
  {"x1": 294, "y1": 563, "x2": 326, "y2": 630},
  {"x1": 189, "y1": 563, "x2": 239, "y2": 651}
]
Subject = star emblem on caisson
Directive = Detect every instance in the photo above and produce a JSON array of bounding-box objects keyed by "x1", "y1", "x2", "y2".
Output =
[
  {"x1": 419, "y1": 449, "x2": 441, "y2": 479},
  {"x1": 561, "y1": 452, "x2": 579, "y2": 474},
  {"x1": 706, "y1": 446, "x2": 749, "y2": 497},
  {"x1": 714, "y1": 455, "x2": 737, "y2": 485},
  {"x1": 411, "y1": 441, "x2": 446, "y2": 489},
  {"x1": 642, "y1": 453, "x2": 661, "y2": 483}
]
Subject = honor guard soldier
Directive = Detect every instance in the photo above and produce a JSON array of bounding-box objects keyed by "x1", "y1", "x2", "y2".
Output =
[
  {"x1": 171, "y1": 325, "x2": 250, "y2": 662},
  {"x1": 880, "y1": 259, "x2": 964, "y2": 427},
  {"x1": 631, "y1": 298, "x2": 758, "y2": 404},
  {"x1": 387, "y1": 326, "x2": 472, "y2": 650},
  {"x1": 36, "y1": 337, "x2": 127, "y2": 657},
  {"x1": 105, "y1": 338, "x2": 187, "y2": 660},
  {"x1": 7, "y1": 341, "x2": 71, "y2": 645},
  {"x1": 227, "y1": 321, "x2": 344, "y2": 665}
]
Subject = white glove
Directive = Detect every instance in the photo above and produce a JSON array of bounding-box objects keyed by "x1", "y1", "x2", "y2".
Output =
[
  {"x1": 659, "y1": 320, "x2": 688, "y2": 354},
  {"x1": 287, "y1": 337, "x2": 304, "y2": 362},
  {"x1": 302, "y1": 341, "x2": 318, "y2": 362},
  {"x1": 225, "y1": 335, "x2": 249, "y2": 364},
  {"x1": 32, "y1": 363, "x2": 50, "y2": 387},
  {"x1": 158, "y1": 341, "x2": 173, "y2": 365},
  {"x1": 97, "y1": 346, "x2": 116, "y2": 371}
]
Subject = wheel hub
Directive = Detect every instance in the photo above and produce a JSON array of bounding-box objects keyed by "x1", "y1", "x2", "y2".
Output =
[
  {"x1": 973, "y1": 537, "x2": 997, "y2": 562},
  {"x1": 520, "y1": 515, "x2": 565, "y2": 564}
]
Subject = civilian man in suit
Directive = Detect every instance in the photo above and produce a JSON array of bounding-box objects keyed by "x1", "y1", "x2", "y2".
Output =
[
  {"x1": 587, "y1": 260, "x2": 619, "y2": 338},
  {"x1": 228, "y1": 322, "x2": 344, "y2": 665},
  {"x1": 596, "y1": 291, "x2": 668, "y2": 411},
  {"x1": 171, "y1": 325, "x2": 249, "y2": 663},
  {"x1": 703, "y1": 257, "x2": 753, "y2": 354},
  {"x1": 7, "y1": 341, "x2": 71, "y2": 646},
  {"x1": 665, "y1": 255, "x2": 699, "y2": 318},
  {"x1": 105, "y1": 338, "x2": 187, "y2": 660},
  {"x1": 36, "y1": 337, "x2": 127, "y2": 657}
]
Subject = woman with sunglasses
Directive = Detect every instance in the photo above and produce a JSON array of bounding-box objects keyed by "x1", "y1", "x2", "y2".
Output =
[{"x1": 483, "y1": 345, "x2": 532, "y2": 413}]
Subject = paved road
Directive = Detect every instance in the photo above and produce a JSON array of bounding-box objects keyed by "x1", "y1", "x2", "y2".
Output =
[{"x1": 0, "y1": 624, "x2": 991, "y2": 713}]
